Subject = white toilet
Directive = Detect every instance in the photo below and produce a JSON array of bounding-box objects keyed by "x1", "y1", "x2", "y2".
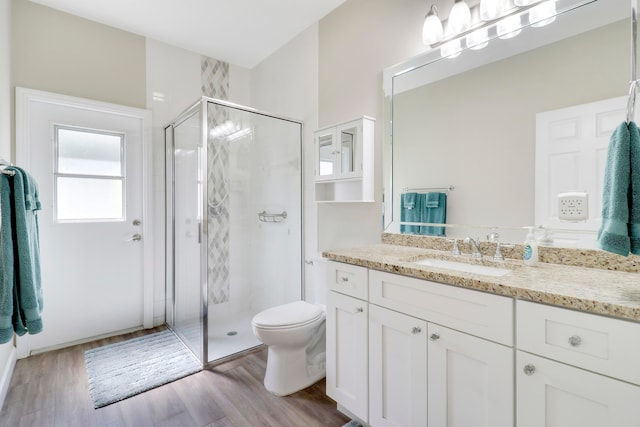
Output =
[{"x1": 251, "y1": 300, "x2": 326, "y2": 396}]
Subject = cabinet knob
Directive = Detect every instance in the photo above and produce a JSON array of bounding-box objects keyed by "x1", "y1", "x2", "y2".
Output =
[
  {"x1": 412, "y1": 326, "x2": 422, "y2": 334},
  {"x1": 523, "y1": 364, "x2": 536, "y2": 376},
  {"x1": 355, "y1": 307, "x2": 364, "y2": 313},
  {"x1": 429, "y1": 332, "x2": 440, "y2": 341},
  {"x1": 568, "y1": 335, "x2": 582, "y2": 347},
  {"x1": 340, "y1": 276, "x2": 349, "y2": 283}
]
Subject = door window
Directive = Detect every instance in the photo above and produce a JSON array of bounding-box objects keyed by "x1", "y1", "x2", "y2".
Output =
[{"x1": 54, "y1": 125, "x2": 125, "y2": 222}]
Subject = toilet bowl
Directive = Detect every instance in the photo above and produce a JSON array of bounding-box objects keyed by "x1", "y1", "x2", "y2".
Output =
[{"x1": 251, "y1": 301, "x2": 326, "y2": 396}]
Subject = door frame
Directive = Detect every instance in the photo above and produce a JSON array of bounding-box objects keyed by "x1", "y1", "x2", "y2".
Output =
[{"x1": 15, "y1": 87, "x2": 154, "y2": 333}]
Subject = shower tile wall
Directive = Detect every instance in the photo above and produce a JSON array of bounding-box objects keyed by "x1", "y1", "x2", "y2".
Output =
[{"x1": 202, "y1": 57, "x2": 230, "y2": 305}]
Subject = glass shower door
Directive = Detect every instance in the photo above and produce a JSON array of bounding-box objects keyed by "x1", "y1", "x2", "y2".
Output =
[{"x1": 167, "y1": 105, "x2": 205, "y2": 363}]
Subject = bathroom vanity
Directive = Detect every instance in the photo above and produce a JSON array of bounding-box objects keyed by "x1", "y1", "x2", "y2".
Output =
[{"x1": 323, "y1": 239, "x2": 640, "y2": 427}]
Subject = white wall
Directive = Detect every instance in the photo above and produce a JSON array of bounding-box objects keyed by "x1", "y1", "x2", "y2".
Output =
[
  {"x1": 0, "y1": 0, "x2": 16, "y2": 410},
  {"x1": 314, "y1": 0, "x2": 430, "y2": 253}
]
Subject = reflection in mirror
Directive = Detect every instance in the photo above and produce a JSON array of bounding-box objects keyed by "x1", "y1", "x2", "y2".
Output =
[
  {"x1": 383, "y1": 0, "x2": 630, "y2": 247},
  {"x1": 318, "y1": 134, "x2": 334, "y2": 177},
  {"x1": 340, "y1": 128, "x2": 355, "y2": 174}
]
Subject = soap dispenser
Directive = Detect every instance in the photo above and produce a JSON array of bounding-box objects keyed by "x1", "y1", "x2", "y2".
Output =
[{"x1": 523, "y1": 227, "x2": 538, "y2": 266}]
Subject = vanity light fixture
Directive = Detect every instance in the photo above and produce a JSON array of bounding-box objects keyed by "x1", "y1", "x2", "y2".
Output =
[
  {"x1": 448, "y1": 0, "x2": 472, "y2": 34},
  {"x1": 423, "y1": 5, "x2": 444, "y2": 45},
  {"x1": 422, "y1": 0, "x2": 559, "y2": 59},
  {"x1": 497, "y1": 14, "x2": 523, "y2": 39},
  {"x1": 529, "y1": 0, "x2": 557, "y2": 27},
  {"x1": 480, "y1": 0, "x2": 502, "y2": 21}
]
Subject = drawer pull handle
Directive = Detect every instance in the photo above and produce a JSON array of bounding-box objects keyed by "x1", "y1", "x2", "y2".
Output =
[
  {"x1": 568, "y1": 335, "x2": 582, "y2": 347},
  {"x1": 412, "y1": 326, "x2": 422, "y2": 334},
  {"x1": 523, "y1": 364, "x2": 536, "y2": 376},
  {"x1": 429, "y1": 332, "x2": 440, "y2": 341},
  {"x1": 355, "y1": 307, "x2": 364, "y2": 313},
  {"x1": 340, "y1": 276, "x2": 349, "y2": 283}
]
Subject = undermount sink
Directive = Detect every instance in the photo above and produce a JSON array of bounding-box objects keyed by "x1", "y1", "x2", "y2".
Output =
[{"x1": 412, "y1": 258, "x2": 512, "y2": 277}]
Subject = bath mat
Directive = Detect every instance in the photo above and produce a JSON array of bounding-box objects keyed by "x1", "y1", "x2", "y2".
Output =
[{"x1": 84, "y1": 329, "x2": 201, "y2": 408}]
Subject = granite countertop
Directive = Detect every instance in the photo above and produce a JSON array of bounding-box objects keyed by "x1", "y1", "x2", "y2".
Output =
[{"x1": 323, "y1": 244, "x2": 640, "y2": 323}]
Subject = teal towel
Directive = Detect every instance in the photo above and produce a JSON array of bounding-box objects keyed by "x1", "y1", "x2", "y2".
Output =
[
  {"x1": 420, "y1": 192, "x2": 447, "y2": 236},
  {"x1": 630, "y1": 121, "x2": 640, "y2": 254},
  {"x1": 425, "y1": 192, "x2": 440, "y2": 208},
  {"x1": 0, "y1": 174, "x2": 15, "y2": 343},
  {"x1": 400, "y1": 192, "x2": 421, "y2": 234},
  {"x1": 6, "y1": 166, "x2": 43, "y2": 336},
  {"x1": 402, "y1": 192, "x2": 417, "y2": 209},
  {"x1": 597, "y1": 122, "x2": 635, "y2": 256}
]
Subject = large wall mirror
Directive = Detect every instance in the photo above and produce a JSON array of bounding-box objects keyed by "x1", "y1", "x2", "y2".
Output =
[{"x1": 383, "y1": 0, "x2": 631, "y2": 247}]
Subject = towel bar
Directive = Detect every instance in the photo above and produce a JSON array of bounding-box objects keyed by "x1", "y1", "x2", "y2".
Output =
[{"x1": 258, "y1": 211, "x2": 287, "y2": 223}]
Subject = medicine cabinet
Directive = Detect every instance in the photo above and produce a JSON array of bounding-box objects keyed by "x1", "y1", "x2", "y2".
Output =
[{"x1": 314, "y1": 116, "x2": 375, "y2": 202}]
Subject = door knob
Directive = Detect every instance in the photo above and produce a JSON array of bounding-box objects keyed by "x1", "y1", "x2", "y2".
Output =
[{"x1": 127, "y1": 233, "x2": 142, "y2": 242}]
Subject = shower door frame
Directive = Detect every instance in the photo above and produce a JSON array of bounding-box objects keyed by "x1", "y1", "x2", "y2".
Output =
[{"x1": 166, "y1": 97, "x2": 305, "y2": 367}]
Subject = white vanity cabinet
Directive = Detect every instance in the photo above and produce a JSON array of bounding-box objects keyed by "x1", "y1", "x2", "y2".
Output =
[
  {"x1": 368, "y1": 304, "x2": 427, "y2": 427},
  {"x1": 326, "y1": 261, "x2": 369, "y2": 423},
  {"x1": 516, "y1": 300, "x2": 640, "y2": 427},
  {"x1": 427, "y1": 324, "x2": 513, "y2": 427},
  {"x1": 314, "y1": 117, "x2": 374, "y2": 202},
  {"x1": 368, "y1": 270, "x2": 514, "y2": 427}
]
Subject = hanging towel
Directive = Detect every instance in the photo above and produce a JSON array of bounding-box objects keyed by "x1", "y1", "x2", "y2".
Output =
[
  {"x1": 420, "y1": 192, "x2": 447, "y2": 236},
  {"x1": 6, "y1": 166, "x2": 43, "y2": 336},
  {"x1": 400, "y1": 192, "x2": 421, "y2": 234},
  {"x1": 631, "y1": 121, "x2": 640, "y2": 254},
  {"x1": 597, "y1": 121, "x2": 637, "y2": 256},
  {"x1": 425, "y1": 192, "x2": 440, "y2": 208},
  {"x1": 0, "y1": 174, "x2": 15, "y2": 343}
]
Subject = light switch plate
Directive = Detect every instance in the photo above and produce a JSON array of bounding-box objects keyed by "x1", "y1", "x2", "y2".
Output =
[{"x1": 558, "y1": 192, "x2": 588, "y2": 221}]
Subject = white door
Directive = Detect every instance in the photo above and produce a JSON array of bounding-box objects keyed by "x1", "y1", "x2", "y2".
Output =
[
  {"x1": 427, "y1": 324, "x2": 513, "y2": 427},
  {"x1": 15, "y1": 88, "x2": 152, "y2": 356},
  {"x1": 326, "y1": 290, "x2": 369, "y2": 423},
  {"x1": 517, "y1": 352, "x2": 640, "y2": 427},
  {"x1": 369, "y1": 304, "x2": 427, "y2": 427},
  {"x1": 535, "y1": 96, "x2": 630, "y2": 247}
]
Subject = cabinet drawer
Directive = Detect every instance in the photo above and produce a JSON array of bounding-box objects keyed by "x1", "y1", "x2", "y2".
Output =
[
  {"x1": 369, "y1": 270, "x2": 513, "y2": 345},
  {"x1": 517, "y1": 300, "x2": 640, "y2": 385},
  {"x1": 327, "y1": 261, "x2": 368, "y2": 300}
]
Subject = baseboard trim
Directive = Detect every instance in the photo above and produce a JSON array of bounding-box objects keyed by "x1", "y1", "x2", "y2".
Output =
[{"x1": 0, "y1": 345, "x2": 17, "y2": 409}]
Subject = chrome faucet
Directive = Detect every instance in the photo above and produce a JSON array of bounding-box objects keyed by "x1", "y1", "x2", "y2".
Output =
[{"x1": 463, "y1": 237, "x2": 482, "y2": 258}]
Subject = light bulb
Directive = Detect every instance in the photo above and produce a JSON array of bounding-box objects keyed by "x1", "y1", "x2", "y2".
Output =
[
  {"x1": 529, "y1": 0, "x2": 556, "y2": 27},
  {"x1": 447, "y1": 0, "x2": 472, "y2": 35},
  {"x1": 467, "y1": 27, "x2": 489, "y2": 50},
  {"x1": 441, "y1": 39, "x2": 462, "y2": 58},
  {"x1": 480, "y1": 0, "x2": 502, "y2": 21},
  {"x1": 497, "y1": 14, "x2": 522, "y2": 39},
  {"x1": 422, "y1": 5, "x2": 444, "y2": 45}
]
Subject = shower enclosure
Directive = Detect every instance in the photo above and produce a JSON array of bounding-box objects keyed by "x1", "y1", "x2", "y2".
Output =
[{"x1": 165, "y1": 98, "x2": 303, "y2": 365}]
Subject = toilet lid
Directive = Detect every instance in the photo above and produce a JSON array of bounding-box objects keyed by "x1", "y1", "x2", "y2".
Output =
[{"x1": 252, "y1": 301, "x2": 324, "y2": 328}]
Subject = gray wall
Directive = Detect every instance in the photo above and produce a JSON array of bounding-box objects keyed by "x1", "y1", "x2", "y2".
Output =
[{"x1": 11, "y1": 0, "x2": 146, "y2": 150}]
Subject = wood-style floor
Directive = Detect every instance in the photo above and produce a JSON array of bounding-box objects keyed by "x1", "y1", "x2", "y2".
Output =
[{"x1": 0, "y1": 327, "x2": 351, "y2": 427}]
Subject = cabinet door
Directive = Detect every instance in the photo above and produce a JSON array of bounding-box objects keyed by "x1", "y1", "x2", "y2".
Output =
[
  {"x1": 315, "y1": 128, "x2": 336, "y2": 181},
  {"x1": 369, "y1": 304, "x2": 427, "y2": 427},
  {"x1": 428, "y1": 324, "x2": 514, "y2": 427},
  {"x1": 517, "y1": 352, "x2": 640, "y2": 427},
  {"x1": 326, "y1": 291, "x2": 369, "y2": 422},
  {"x1": 336, "y1": 120, "x2": 363, "y2": 179}
]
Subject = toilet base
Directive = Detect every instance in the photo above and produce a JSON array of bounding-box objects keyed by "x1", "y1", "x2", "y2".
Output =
[{"x1": 263, "y1": 345, "x2": 326, "y2": 396}]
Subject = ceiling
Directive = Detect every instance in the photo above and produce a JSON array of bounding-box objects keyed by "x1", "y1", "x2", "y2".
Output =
[{"x1": 29, "y1": 0, "x2": 348, "y2": 69}]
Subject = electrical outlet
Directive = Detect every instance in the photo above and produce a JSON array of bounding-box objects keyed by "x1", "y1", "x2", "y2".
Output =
[{"x1": 558, "y1": 192, "x2": 588, "y2": 221}]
